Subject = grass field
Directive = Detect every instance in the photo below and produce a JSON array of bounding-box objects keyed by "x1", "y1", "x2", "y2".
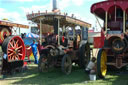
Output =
[
  {"x1": 0, "y1": 47, "x2": 128, "y2": 85},
  {"x1": 0, "y1": 63, "x2": 128, "y2": 85}
]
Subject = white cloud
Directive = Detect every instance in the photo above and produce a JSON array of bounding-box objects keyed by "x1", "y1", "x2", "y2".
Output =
[
  {"x1": 17, "y1": 0, "x2": 34, "y2": 2},
  {"x1": 0, "y1": 8, "x2": 28, "y2": 25},
  {"x1": 20, "y1": 0, "x2": 52, "y2": 14},
  {"x1": 0, "y1": 8, "x2": 30, "y2": 34},
  {"x1": 58, "y1": 0, "x2": 71, "y2": 10},
  {"x1": 1, "y1": 0, "x2": 36, "y2": 2},
  {"x1": 71, "y1": 0, "x2": 84, "y2": 6},
  {"x1": 20, "y1": 5, "x2": 52, "y2": 14}
]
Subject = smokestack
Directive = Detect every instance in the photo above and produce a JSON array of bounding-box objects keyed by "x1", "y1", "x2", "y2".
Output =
[{"x1": 53, "y1": 0, "x2": 57, "y2": 11}]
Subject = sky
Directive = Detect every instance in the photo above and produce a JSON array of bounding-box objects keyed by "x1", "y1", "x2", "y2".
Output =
[{"x1": 0, "y1": 0, "x2": 105, "y2": 33}]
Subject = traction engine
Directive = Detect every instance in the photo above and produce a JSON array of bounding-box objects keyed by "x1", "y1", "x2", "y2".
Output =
[
  {"x1": 0, "y1": 20, "x2": 28, "y2": 75},
  {"x1": 91, "y1": 0, "x2": 128, "y2": 78}
]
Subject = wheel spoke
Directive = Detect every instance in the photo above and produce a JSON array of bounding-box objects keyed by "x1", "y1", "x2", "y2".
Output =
[
  {"x1": 15, "y1": 56, "x2": 18, "y2": 60},
  {"x1": 11, "y1": 55, "x2": 13, "y2": 60},
  {"x1": 8, "y1": 53, "x2": 14, "y2": 57},
  {"x1": 13, "y1": 55, "x2": 15, "y2": 60},
  {"x1": 17, "y1": 46, "x2": 22, "y2": 49},
  {"x1": 18, "y1": 53, "x2": 23, "y2": 56},
  {"x1": 13, "y1": 56, "x2": 15, "y2": 60},
  {"x1": 8, "y1": 48, "x2": 14, "y2": 52},
  {"x1": 9, "y1": 42, "x2": 14, "y2": 48},
  {"x1": 15, "y1": 40, "x2": 19, "y2": 48},
  {"x1": 12, "y1": 39, "x2": 15, "y2": 48},
  {"x1": 16, "y1": 55, "x2": 20, "y2": 60}
]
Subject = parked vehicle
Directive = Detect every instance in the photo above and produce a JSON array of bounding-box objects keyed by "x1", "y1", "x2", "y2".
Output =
[
  {"x1": 0, "y1": 20, "x2": 29, "y2": 75},
  {"x1": 91, "y1": 0, "x2": 128, "y2": 78},
  {"x1": 27, "y1": 12, "x2": 91, "y2": 74}
]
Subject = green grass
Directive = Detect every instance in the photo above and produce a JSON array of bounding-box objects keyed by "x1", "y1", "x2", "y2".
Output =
[{"x1": 0, "y1": 63, "x2": 128, "y2": 85}]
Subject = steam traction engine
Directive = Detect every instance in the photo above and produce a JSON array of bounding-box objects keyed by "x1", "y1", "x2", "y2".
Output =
[
  {"x1": 0, "y1": 20, "x2": 29, "y2": 75},
  {"x1": 91, "y1": 0, "x2": 128, "y2": 78},
  {"x1": 27, "y1": 11, "x2": 91, "y2": 74}
]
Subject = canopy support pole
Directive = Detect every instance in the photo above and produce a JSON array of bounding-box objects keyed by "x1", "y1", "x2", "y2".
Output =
[
  {"x1": 58, "y1": 19, "x2": 60, "y2": 45},
  {"x1": 73, "y1": 25, "x2": 76, "y2": 40},
  {"x1": 94, "y1": 13, "x2": 102, "y2": 29},
  {"x1": 123, "y1": 11, "x2": 126, "y2": 33},
  {"x1": 19, "y1": 27, "x2": 20, "y2": 35},
  {"x1": 115, "y1": 6, "x2": 117, "y2": 22},
  {"x1": 40, "y1": 19, "x2": 42, "y2": 45},
  {"x1": 62, "y1": 25, "x2": 65, "y2": 35},
  {"x1": 105, "y1": 11, "x2": 108, "y2": 34}
]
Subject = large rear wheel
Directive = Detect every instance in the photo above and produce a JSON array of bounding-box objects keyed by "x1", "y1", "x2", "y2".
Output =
[
  {"x1": 97, "y1": 49, "x2": 107, "y2": 78},
  {"x1": 61, "y1": 54, "x2": 72, "y2": 75},
  {"x1": 2, "y1": 36, "x2": 25, "y2": 62}
]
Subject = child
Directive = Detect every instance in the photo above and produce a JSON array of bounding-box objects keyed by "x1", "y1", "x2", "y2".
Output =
[{"x1": 85, "y1": 57, "x2": 96, "y2": 74}]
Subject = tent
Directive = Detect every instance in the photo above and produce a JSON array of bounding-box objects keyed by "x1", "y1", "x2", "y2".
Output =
[
  {"x1": 26, "y1": 33, "x2": 39, "y2": 38},
  {"x1": 23, "y1": 33, "x2": 39, "y2": 46}
]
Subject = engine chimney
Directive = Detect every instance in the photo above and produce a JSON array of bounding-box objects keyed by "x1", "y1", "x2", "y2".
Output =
[{"x1": 53, "y1": 0, "x2": 57, "y2": 11}]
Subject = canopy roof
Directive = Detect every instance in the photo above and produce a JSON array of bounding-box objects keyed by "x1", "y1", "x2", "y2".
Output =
[
  {"x1": 27, "y1": 12, "x2": 91, "y2": 28},
  {"x1": 91, "y1": 0, "x2": 128, "y2": 19},
  {"x1": 0, "y1": 20, "x2": 29, "y2": 29}
]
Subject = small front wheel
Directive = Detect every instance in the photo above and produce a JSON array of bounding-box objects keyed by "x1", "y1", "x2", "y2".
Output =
[
  {"x1": 38, "y1": 54, "x2": 49, "y2": 72},
  {"x1": 61, "y1": 54, "x2": 72, "y2": 75}
]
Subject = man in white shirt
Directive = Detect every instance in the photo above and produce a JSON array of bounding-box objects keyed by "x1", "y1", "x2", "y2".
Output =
[{"x1": 85, "y1": 57, "x2": 96, "y2": 74}]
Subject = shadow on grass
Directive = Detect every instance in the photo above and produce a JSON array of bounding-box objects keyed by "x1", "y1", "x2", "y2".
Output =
[
  {"x1": 2, "y1": 64, "x2": 128, "y2": 85},
  {"x1": 97, "y1": 69, "x2": 128, "y2": 85},
  {"x1": 4, "y1": 64, "x2": 89, "y2": 85}
]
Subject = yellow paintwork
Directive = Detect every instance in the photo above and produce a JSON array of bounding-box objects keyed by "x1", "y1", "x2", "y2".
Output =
[{"x1": 100, "y1": 50, "x2": 107, "y2": 76}]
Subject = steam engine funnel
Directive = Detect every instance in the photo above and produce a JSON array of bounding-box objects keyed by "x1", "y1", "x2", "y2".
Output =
[{"x1": 53, "y1": 0, "x2": 58, "y2": 11}]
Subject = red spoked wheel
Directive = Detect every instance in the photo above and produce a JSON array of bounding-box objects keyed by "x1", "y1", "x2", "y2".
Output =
[{"x1": 2, "y1": 36, "x2": 25, "y2": 62}]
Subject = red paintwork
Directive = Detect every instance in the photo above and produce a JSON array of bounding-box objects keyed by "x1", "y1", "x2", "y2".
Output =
[
  {"x1": 25, "y1": 46, "x2": 32, "y2": 62},
  {"x1": 91, "y1": 0, "x2": 128, "y2": 48},
  {"x1": 91, "y1": 0, "x2": 128, "y2": 19},
  {"x1": 7, "y1": 36, "x2": 25, "y2": 62},
  {"x1": 25, "y1": 46, "x2": 32, "y2": 57},
  {"x1": 94, "y1": 29, "x2": 105, "y2": 48}
]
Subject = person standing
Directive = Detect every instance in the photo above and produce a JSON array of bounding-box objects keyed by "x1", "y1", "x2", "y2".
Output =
[{"x1": 28, "y1": 40, "x2": 38, "y2": 64}]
